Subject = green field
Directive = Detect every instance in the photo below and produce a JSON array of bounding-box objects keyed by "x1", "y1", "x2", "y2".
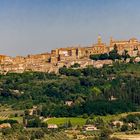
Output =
[
  {"x1": 46, "y1": 112, "x2": 140, "y2": 127},
  {"x1": 46, "y1": 116, "x2": 121, "y2": 126},
  {"x1": 46, "y1": 117, "x2": 87, "y2": 126}
]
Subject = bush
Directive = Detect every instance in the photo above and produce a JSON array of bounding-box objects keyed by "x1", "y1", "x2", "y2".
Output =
[
  {"x1": 82, "y1": 114, "x2": 88, "y2": 119},
  {"x1": 32, "y1": 130, "x2": 45, "y2": 139},
  {"x1": 100, "y1": 128, "x2": 113, "y2": 139},
  {"x1": 2, "y1": 128, "x2": 13, "y2": 135},
  {"x1": 121, "y1": 124, "x2": 129, "y2": 132},
  {"x1": 18, "y1": 135, "x2": 29, "y2": 140}
]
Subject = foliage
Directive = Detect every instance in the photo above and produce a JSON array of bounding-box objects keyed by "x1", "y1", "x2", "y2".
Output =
[
  {"x1": 71, "y1": 63, "x2": 81, "y2": 68},
  {"x1": 31, "y1": 130, "x2": 45, "y2": 139},
  {"x1": 0, "y1": 63, "x2": 140, "y2": 117},
  {"x1": 90, "y1": 44, "x2": 129, "y2": 61},
  {"x1": 99, "y1": 128, "x2": 113, "y2": 140}
]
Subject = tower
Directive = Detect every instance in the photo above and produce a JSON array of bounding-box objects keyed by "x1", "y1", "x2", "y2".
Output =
[
  {"x1": 110, "y1": 36, "x2": 113, "y2": 46},
  {"x1": 98, "y1": 35, "x2": 102, "y2": 44}
]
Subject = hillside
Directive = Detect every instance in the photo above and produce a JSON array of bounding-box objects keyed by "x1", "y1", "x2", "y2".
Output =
[
  {"x1": 0, "y1": 62, "x2": 140, "y2": 116},
  {"x1": 0, "y1": 62, "x2": 140, "y2": 139}
]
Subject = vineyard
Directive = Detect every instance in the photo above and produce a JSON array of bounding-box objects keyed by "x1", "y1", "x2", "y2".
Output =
[
  {"x1": 0, "y1": 110, "x2": 24, "y2": 120},
  {"x1": 46, "y1": 117, "x2": 86, "y2": 126},
  {"x1": 0, "y1": 105, "x2": 24, "y2": 123},
  {"x1": 44, "y1": 132, "x2": 71, "y2": 140},
  {"x1": 0, "y1": 132, "x2": 71, "y2": 140},
  {"x1": 0, "y1": 113, "x2": 9, "y2": 120}
]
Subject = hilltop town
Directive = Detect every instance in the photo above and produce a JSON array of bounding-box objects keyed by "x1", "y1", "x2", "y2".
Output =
[
  {"x1": 0, "y1": 36, "x2": 140, "y2": 74},
  {"x1": 1, "y1": 37, "x2": 140, "y2": 140}
]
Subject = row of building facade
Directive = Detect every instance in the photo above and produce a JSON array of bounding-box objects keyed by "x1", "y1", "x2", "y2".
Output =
[
  {"x1": 50, "y1": 36, "x2": 140, "y2": 64},
  {"x1": 0, "y1": 36, "x2": 140, "y2": 73}
]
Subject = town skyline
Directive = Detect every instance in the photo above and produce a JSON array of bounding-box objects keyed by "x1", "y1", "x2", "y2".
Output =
[
  {"x1": 0, "y1": 35, "x2": 139, "y2": 57},
  {"x1": 0, "y1": 35, "x2": 139, "y2": 74},
  {"x1": 0, "y1": 0, "x2": 140, "y2": 56}
]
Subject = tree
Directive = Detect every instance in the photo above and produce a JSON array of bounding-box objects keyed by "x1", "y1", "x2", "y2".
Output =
[
  {"x1": 67, "y1": 120, "x2": 72, "y2": 128},
  {"x1": 74, "y1": 97, "x2": 85, "y2": 105},
  {"x1": 122, "y1": 50, "x2": 130, "y2": 61},
  {"x1": 71, "y1": 63, "x2": 80, "y2": 68},
  {"x1": 26, "y1": 116, "x2": 42, "y2": 127},
  {"x1": 99, "y1": 53, "x2": 109, "y2": 60},
  {"x1": 121, "y1": 124, "x2": 129, "y2": 132},
  {"x1": 90, "y1": 54, "x2": 100, "y2": 60},
  {"x1": 31, "y1": 130, "x2": 45, "y2": 139},
  {"x1": 109, "y1": 44, "x2": 121, "y2": 60},
  {"x1": 2, "y1": 128, "x2": 13, "y2": 135},
  {"x1": 89, "y1": 114, "x2": 95, "y2": 120},
  {"x1": 41, "y1": 122, "x2": 48, "y2": 128},
  {"x1": 12, "y1": 123, "x2": 24, "y2": 132},
  {"x1": 85, "y1": 119, "x2": 91, "y2": 125},
  {"x1": 82, "y1": 114, "x2": 88, "y2": 119},
  {"x1": 59, "y1": 67, "x2": 81, "y2": 77},
  {"x1": 100, "y1": 128, "x2": 113, "y2": 140},
  {"x1": 94, "y1": 117, "x2": 105, "y2": 129},
  {"x1": 90, "y1": 87, "x2": 102, "y2": 100},
  {"x1": 59, "y1": 67, "x2": 67, "y2": 75}
]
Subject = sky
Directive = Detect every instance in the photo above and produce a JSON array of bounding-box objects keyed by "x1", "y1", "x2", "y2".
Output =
[{"x1": 0, "y1": 0, "x2": 140, "y2": 56}]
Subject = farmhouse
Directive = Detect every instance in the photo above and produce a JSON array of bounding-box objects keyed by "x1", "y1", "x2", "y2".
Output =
[
  {"x1": 0, "y1": 123, "x2": 11, "y2": 129},
  {"x1": 83, "y1": 125, "x2": 98, "y2": 131},
  {"x1": 48, "y1": 124, "x2": 58, "y2": 129}
]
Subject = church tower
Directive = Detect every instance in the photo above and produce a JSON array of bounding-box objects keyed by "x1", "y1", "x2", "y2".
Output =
[
  {"x1": 110, "y1": 36, "x2": 113, "y2": 46},
  {"x1": 98, "y1": 35, "x2": 102, "y2": 44}
]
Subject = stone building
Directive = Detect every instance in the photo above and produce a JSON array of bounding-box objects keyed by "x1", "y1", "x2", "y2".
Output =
[
  {"x1": 50, "y1": 35, "x2": 108, "y2": 64},
  {"x1": 0, "y1": 36, "x2": 140, "y2": 74},
  {"x1": 110, "y1": 37, "x2": 140, "y2": 57},
  {"x1": 84, "y1": 35, "x2": 108, "y2": 57}
]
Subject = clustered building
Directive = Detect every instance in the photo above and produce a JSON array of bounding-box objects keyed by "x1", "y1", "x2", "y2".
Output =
[{"x1": 0, "y1": 36, "x2": 140, "y2": 74}]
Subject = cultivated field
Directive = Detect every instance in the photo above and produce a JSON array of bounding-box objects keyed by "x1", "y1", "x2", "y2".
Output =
[
  {"x1": 112, "y1": 132, "x2": 140, "y2": 140},
  {"x1": 46, "y1": 117, "x2": 86, "y2": 126},
  {"x1": 46, "y1": 112, "x2": 140, "y2": 127}
]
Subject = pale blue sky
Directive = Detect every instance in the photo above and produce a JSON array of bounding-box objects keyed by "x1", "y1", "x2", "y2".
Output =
[{"x1": 0, "y1": 0, "x2": 140, "y2": 56}]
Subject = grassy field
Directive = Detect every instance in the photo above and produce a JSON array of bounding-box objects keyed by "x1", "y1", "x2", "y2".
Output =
[
  {"x1": 46, "y1": 117, "x2": 87, "y2": 126},
  {"x1": 94, "y1": 112, "x2": 140, "y2": 123},
  {"x1": 45, "y1": 112, "x2": 140, "y2": 126}
]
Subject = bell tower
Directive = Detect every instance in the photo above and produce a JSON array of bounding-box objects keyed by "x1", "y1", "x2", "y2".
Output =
[
  {"x1": 98, "y1": 35, "x2": 102, "y2": 44},
  {"x1": 110, "y1": 36, "x2": 113, "y2": 46}
]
